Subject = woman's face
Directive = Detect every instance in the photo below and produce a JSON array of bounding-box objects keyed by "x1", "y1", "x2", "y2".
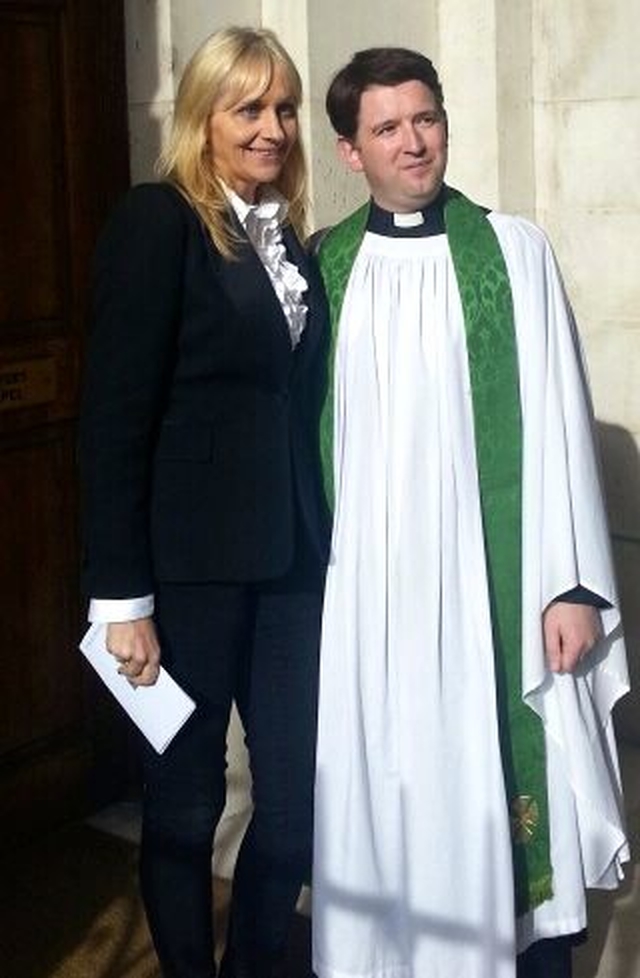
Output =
[{"x1": 208, "y1": 64, "x2": 299, "y2": 202}]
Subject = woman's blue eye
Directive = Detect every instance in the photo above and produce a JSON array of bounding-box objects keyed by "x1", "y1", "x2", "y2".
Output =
[{"x1": 239, "y1": 103, "x2": 261, "y2": 118}]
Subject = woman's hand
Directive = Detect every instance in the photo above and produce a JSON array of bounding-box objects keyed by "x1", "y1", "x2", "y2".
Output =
[
  {"x1": 542, "y1": 602, "x2": 602, "y2": 674},
  {"x1": 106, "y1": 617, "x2": 161, "y2": 686}
]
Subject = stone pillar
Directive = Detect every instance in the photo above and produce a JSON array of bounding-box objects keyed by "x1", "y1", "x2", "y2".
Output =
[
  {"x1": 436, "y1": 0, "x2": 500, "y2": 207},
  {"x1": 124, "y1": 0, "x2": 174, "y2": 184}
]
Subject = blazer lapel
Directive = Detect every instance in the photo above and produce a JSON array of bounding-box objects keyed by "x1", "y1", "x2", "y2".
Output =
[
  {"x1": 209, "y1": 212, "x2": 293, "y2": 354},
  {"x1": 203, "y1": 211, "x2": 328, "y2": 367}
]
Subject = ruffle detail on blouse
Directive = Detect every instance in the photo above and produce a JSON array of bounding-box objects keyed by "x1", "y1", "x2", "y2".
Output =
[{"x1": 241, "y1": 190, "x2": 309, "y2": 349}]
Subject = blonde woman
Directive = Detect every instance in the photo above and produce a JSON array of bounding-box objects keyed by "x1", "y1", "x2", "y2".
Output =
[{"x1": 80, "y1": 27, "x2": 330, "y2": 978}]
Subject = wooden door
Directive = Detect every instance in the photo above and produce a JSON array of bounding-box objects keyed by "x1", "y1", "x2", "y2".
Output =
[{"x1": 0, "y1": 0, "x2": 130, "y2": 844}]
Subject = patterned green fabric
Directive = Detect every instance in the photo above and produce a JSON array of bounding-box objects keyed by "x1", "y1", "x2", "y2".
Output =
[
  {"x1": 318, "y1": 189, "x2": 552, "y2": 914},
  {"x1": 445, "y1": 189, "x2": 552, "y2": 913},
  {"x1": 318, "y1": 204, "x2": 369, "y2": 507}
]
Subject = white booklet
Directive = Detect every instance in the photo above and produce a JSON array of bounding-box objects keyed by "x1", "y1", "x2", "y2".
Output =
[{"x1": 80, "y1": 623, "x2": 196, "y2": 754}]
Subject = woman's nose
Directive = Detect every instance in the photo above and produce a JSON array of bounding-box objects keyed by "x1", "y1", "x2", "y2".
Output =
[{"x1": 262, "y1": 109, "x2": 285, "y2": 141}]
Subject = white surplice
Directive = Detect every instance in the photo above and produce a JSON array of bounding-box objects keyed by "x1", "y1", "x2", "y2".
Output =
[{"x1": 312, "y1": 214, "x2": 629, "y2": 978}]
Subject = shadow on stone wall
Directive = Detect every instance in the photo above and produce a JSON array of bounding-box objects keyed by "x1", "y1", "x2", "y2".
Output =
[{"x1": 598, "y1": 421, "x2": 640, "y2": 745}]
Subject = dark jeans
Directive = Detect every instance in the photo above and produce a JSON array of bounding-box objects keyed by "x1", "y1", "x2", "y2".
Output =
[{"x1": 138, "y1": 578, "x2": 323, "y2": 978}]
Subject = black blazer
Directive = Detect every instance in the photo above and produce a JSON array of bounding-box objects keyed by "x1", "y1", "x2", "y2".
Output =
[{"x1": 79, "y1": 183, "x2": 331, "y2": 598}]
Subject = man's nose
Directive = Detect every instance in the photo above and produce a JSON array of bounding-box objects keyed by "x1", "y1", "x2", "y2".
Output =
[{"x1": 402, "y1": 124, "x2": 425, "y2": 154}]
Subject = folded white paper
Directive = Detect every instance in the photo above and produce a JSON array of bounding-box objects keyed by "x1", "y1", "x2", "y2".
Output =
[{"x1": 80, "y1": 623, "x2": 196, "y2": 753}]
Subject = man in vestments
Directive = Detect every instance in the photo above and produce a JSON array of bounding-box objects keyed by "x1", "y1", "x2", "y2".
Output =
[{"x1": 312, "y1": 47, "x2": 629, "y2": 978}]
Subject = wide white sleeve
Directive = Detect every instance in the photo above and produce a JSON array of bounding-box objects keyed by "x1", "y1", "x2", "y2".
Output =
[{"x1": 492, "y1": 214, "x2": 629, "y2": 905}]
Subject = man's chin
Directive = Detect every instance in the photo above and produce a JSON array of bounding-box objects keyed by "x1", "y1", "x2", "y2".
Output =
[{"x1": 403, "y1": 185, "x2": 443, "y2": 211}]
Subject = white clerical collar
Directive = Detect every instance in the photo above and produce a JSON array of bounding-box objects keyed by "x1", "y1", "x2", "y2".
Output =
[
  {"x1": 393, "y1": 211, "x2": 425, "y2": 228},
  {"x1": 368, "y1": 195, "x2": 446, "y2": 237}
]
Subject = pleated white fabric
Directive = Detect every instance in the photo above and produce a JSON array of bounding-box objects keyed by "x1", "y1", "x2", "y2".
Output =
[{"x1": 312, "y1": 214, "x2": 629, "y2": 978}]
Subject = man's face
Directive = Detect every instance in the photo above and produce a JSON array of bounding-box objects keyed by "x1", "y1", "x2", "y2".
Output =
[{"x1": 338, "y1": 80, "x2": 448, "y2": 213}]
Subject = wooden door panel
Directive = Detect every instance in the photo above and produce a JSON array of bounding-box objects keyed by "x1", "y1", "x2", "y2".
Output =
[
  {"x1": 0, "y1": 0, "x2": 130, "y2": 845},
  {"x1": 0, "y1": 428, "x2": 81, "y2": 750},
  {"x1": 0, "y1": 9, "x2": 66, "y2": 324}
]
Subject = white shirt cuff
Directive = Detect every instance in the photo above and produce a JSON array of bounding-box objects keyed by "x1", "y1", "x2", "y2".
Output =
[{"x1": 88, "y1": 594, "x2": 154, "y2": 623}]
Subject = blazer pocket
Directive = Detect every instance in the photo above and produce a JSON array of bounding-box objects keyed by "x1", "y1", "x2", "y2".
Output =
[{"x1": 154, "y1": 422, "x2": 213, "y2": 462}]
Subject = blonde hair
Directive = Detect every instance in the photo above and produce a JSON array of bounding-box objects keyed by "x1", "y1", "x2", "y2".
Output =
[{"x1": 157, "y1": 27, "x2": 308, "y2": 258}]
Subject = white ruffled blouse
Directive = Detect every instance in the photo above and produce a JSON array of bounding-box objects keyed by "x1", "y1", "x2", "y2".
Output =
[{"x1": 227, "y1": 186, "x2": 308, "y2": 349}]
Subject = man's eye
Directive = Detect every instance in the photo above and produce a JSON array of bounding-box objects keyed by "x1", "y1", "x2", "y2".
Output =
[
  {"x1": 375, "y1": 124, "x2": 396, "y2": 136},
  {"x1": 417, "y1": 113, "x2": 440, "y2": 127}
]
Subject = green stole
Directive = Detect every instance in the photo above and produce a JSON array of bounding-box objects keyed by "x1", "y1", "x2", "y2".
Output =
[{"x1": 318, "y1": 188, "x2": 553, "y2": 915}]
